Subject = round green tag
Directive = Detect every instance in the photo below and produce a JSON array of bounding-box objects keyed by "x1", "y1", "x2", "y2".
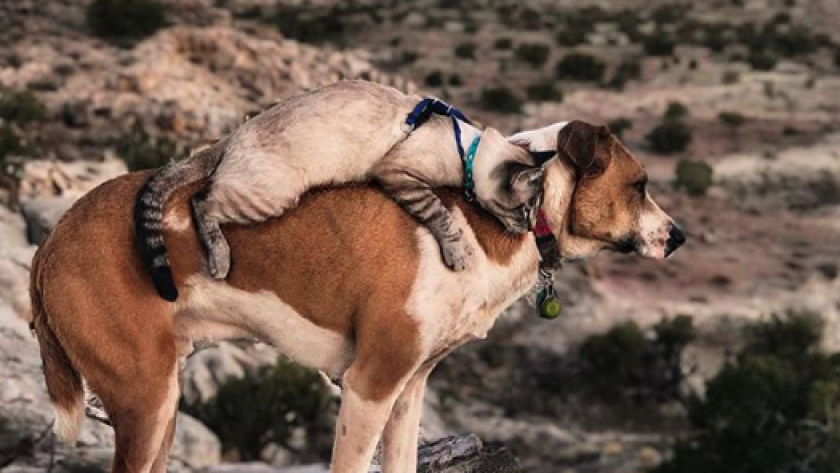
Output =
[{"x1": 540, "y1": 297, "x2": 562, "y2": 319}]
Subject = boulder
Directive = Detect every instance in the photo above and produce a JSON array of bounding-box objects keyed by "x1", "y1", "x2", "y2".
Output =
[{"x1": 19, "y1": 197, "x2": 75, "y2": 244}]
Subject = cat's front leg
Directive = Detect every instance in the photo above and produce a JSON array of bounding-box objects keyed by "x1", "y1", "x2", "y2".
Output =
[{"x1": 377, "y1": 170, "x2": 474, "y2": 271}]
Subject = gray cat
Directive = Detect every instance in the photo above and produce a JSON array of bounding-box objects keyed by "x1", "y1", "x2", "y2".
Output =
[{"x1": 136, "y1": 80, "x2": 546, "y2": 286}]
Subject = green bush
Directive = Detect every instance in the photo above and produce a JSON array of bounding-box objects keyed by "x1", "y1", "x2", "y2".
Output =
[
  {"x1": 578, "y1": 316, "x2": 696, "y2": 402},
  {"x1": 647, "y1": 120, "x2": 692, "y2": 154},
  {"x1": 424, "y1": 70, "x2": 444, "y2": 87},
  {"x1": 454, "y1": 42, "x2": 476, "y2": 60},
  {"x1": 674, "y1": 159, "x2": 713, "y2": 196},
  {"x1": 0, "y1": 88, "x2": 46, "y2": 124},
  {"x1": 748, "y1": 49, "x2": 777, "y2": 71},
  {"x1": 273, "y1": 6, "x2": 346, "y2": 45},
  {"x1": 182, "y1": 357, "x2": 336, "y2": 461},
  {"x1": 664, "y1": 101, "x2": 689, "y2": 121},
  {"x1": 525, "y1": 81, "x2": 562, "y2": 102},
  {"x1": 719, "y1": 111, "x2": 746, "y2": 132},
  {"x1": 555, "y1": 53, "x2": 606, "y2": 82},
  {"x1": 608, "y1": 118, "x2": 633, "y2": 138},
  {"x1": 514, "y1": 43, "x2": 550, "y2": 67},
  {"x1": 87, "y1": 0, "x2": 166, "y2": 40},
  {"x1": 643, "y1": 31, "x2": 676, "y2": 56},
  {"x1": 655, "y1": 313, "x2": 840, "y2": 473},
  {"x1": 479, "y1": 87, "x2": 521, "y2": 114},
  {"x1": 115, "y1": 122, "x2": 182, "y2": 171},
  {"x1": 555, "y1": 22, "x2": 591, "y2": 46},
  {"x1": 0, "y1": 125, "x2": 33, "y2": 161},
  {"x1": 494, "y1": 37, "x2": 513, "y2": 50},
  {"x1": 607, "y1": 61, "x2": 642, "y2": 89}
]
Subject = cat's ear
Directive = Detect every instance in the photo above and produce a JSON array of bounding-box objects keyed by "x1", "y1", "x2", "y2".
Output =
[
  {"x1": 511, "y1": 165, "x2": 545, "y2": 204},
  {"x1": 511, "y1": 165, "x2": 546, "y2": 229},
  {"x1": 556, "y1": 120, "x2": 611, "y2": 176}
]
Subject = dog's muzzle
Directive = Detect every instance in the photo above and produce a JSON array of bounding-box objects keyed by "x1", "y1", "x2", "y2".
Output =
[{"x1": 664, "y1": 224, "x2": 686, "y2": 257}]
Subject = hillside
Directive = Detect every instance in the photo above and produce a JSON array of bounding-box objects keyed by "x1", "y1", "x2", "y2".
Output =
[{"x1": 1, "y1": 0, "x2": 839, "y2": 472}]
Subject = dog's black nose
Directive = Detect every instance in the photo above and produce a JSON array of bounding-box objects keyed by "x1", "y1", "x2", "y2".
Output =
[{"x1": 665, "y1": 224, "x2": 686, "y2": 257}]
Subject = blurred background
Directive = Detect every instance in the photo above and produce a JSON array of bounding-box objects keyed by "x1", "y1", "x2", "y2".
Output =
[{"x1": 1, "y1": 0, "x2": 840, "y2": 472}]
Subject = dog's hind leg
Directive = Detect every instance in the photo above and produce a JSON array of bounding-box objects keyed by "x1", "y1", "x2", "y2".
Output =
[
  {"x1": 380, "y1": 364, "x2": 434, "y2": 473},
  {"x1": 92, "y1": 358, "x2": 180, "y2": 473}
]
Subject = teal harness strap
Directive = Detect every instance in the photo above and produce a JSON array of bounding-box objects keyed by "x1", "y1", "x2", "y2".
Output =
[{"x1": 463, "y1": 135, "x2": 481, "y2": 201}]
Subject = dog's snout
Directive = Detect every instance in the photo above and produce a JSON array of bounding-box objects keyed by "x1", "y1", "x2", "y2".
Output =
[{"x1": 665, "y1": 224, "x2": 686, "y2": 257}]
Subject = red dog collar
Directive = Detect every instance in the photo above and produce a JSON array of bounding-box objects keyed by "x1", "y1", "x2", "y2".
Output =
[{"x1": 533, "y1": 210, "x2": 553, "y2": 238}]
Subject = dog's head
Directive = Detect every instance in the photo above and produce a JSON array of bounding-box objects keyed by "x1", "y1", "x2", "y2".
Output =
[{"x1": 510, "y1": 120, "x2": 685, "y2": 260}]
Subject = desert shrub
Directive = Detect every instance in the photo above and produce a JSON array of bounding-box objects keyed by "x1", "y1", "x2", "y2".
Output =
[
  {"x1": 651, "y1": 4, "x2": 685, "y2": 24},
  {"x1": 554, "y1": 53, "x2": 606, "y2": 82},
  {"x1": 664, "y1": 101, "x2": 689, "y2": 121},
  {"x1": 647, "y1": 120, "x2": 692, "y2": 154},
  {"x1": 516, "y1": 6, "x2": 542, "y2": 29},
  {"x1": 494, "y1": 38, "x2": 513, "y2": 50},
  {"x1": 608, "y1": 117, "x2": 633, "y2": 138},
  {"x1": 643, "y1": 30, "x2": 676, "y2": 56},
  {"x1": 87, "y1": 0, "x2": 166, "y2": 40},
  {"x1": 479, "y1": 87, "x2": 521, "y2": 114},
  {"x1": 555, "y1": 22, "x2": 591, "y2": 46},
  {"x1": 182, "y1": 357, "x2": 336, "y2": 462},
  {"x1": 748, "y1": 49, "x2": 777, "y2": 71},
  {"x1": 655, "y1": 313, "x2": 840, "y2": 473},
  {"x1": 525, "y1": 81, "x2": 562, "y2": 102},
  {"x1": 514, "y1": 43, "x2": 550, "y2": 67},
  {"x1": 273, "y1": 6, "x2": 346, "y2": 45},
  {"x1": 424, "y1": 70, "x2": 444, "y2": 87},
  {"x1": 578, "y1": 316, "x2": 696, "y2": 402},
  {"x1": 454, "y1": 42, "x2": 476, "y2": 60},
  {"x1": 647, "y1": 119, "x2": 692, "y2": 154},
  {"x1": 674, "y1": 159, "x2": 713, "y2": 196},
  {"x1": 719, "y1": 111, "x2": 746, "y2": 133},
  {"x1": 115, "y1": 121, "x2": 182, "y2": 171},
  {"x1": 0, "y1": 88, "x2": 46, "y2": 124},
  {"x1": 0, "y1": 125, "x2": 33, "y2": 160},
  {"x1": 607, "y1": 61, "x2": 642, "y2": 89}
]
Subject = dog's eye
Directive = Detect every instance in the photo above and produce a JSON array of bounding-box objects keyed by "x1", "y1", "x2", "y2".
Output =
[{"x1": 633, "y1": 180, "x2": 647, "y2": 196}]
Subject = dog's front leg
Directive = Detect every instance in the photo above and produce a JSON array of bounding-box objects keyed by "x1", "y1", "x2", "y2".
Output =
[
  {"x1": 380, "y1": 365, "x2": 433, "y2": 473},
  {"x1": 331, "y1": 367, "x2": 407, "y2": 473}
]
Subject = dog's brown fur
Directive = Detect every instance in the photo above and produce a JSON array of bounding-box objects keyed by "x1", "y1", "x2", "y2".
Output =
[{"x1": 31, "y1": 121, "x2": 682, "y2": 473}]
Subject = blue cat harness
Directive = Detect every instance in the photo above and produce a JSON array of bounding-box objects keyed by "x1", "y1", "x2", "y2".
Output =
[{"x1": 404, "y1": 98, "x2": 480, "y2": 200}]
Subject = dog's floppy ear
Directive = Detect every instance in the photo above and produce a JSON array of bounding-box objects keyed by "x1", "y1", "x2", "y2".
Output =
[{"x1": 557, "y1": 120, "x2": 611, "y2": 176}]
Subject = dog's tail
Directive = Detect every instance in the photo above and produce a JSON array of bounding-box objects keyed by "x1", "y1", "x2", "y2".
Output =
[
  {"x1": 31, "y1": 262, "x2": 84, "y2": 442},
  {"x1": 135, "y1": 139, "x2": 228, "y2": 302}
]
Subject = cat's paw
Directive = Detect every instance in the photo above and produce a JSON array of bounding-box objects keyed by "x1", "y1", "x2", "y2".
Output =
[
  {"x1": 441, "y1": 238, "x2": 474, "y2": 272},
  {"x1": 207, "y1": 240, "x2": 231, "y2": 279}
]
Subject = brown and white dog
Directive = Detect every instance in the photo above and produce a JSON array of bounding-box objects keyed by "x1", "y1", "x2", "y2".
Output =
[{"x1": 30, "y1": 121, "x2": 684, "y2": 473}]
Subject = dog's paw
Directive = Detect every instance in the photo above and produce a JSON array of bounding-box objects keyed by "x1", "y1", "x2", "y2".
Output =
[{"x1": 441, "y1": 238, "x2": 474, "y2": 272}]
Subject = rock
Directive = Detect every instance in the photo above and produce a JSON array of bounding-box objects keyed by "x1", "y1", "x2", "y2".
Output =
[
  {"x1": 171, "y1": 413, "x2": 222, "y2": 470},
  {"x1": 637, "y1": 446, "x2": 663, "y2": 467},
  {"x1": 181, "y1": 341, "x2": 279, "y2": 404},
  {"x1": 18, "y1": 159, "x2": 128, "y2": 201},
  {"x1": 201, "y1": 435, "x2": 519, "y2": 473},
  {"x1": 19, "y1": 196, "x2": 75, "y2": 244}
]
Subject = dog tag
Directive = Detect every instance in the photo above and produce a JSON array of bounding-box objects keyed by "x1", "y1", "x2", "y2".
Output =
[{"x1": 536, "y1": 268, "x2": 562, "y2": 319}]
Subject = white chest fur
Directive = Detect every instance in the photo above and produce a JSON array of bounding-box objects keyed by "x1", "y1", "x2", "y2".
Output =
[{"x1": 405, "y1": 208, "x2": 540, "y2": 359}]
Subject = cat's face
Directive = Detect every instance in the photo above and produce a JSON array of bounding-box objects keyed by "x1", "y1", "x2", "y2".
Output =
[
  {"x1": 540, "y1": 120, "x2": 685, "y2": 260},
  {"x1": 471, "y1": 128, "x2": 546, "y2": 233}
]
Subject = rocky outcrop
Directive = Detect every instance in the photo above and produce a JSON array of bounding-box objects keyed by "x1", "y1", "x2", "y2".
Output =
[{"x1": 201, "y1": 435, "x2": 519, "y2": 473}]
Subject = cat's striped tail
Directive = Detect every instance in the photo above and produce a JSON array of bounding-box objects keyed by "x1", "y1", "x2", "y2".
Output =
[{"x1": 134, "y1": 139, "x2": 227, "y2": 302}]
